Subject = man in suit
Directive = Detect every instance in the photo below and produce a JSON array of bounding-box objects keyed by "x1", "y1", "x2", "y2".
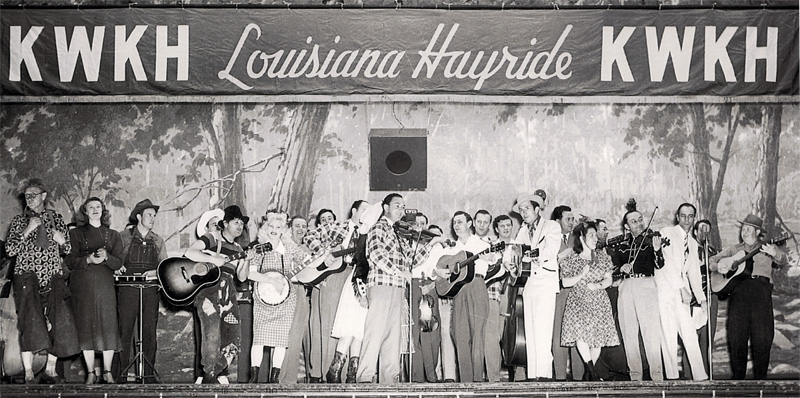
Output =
[
  {"x1": 551, "y1": 206, "x2": 584, "y2": 381},
  {"x1": 511, "y1": 193, "x2": 561, "y2": 380}
]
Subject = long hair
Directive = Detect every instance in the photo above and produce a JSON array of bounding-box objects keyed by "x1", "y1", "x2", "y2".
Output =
[{"x1": 74, "y1": 197, "x2": 111, "y2": 227}]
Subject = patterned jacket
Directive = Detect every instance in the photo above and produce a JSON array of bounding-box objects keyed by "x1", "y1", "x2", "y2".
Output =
[{"x1": 366, "y1": 216, "x2": 433, "y2": 289}]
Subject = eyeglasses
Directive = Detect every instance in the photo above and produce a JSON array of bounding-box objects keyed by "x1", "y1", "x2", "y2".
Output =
[{"x1": 24, "y1": 192, "x2": 43, "y2": 200}]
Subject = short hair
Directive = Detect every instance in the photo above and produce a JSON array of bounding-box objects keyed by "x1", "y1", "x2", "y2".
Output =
[
  {"x1": 551, "y1": 205, "x2": 572, "y2": 221},
  {"x1": 347, "y1": 200, "x2": 367, "y2": 219},
  {"x1": 75, "y1": 197, "x2": 111, "y2": 227},
  {"x1": 20, "y1": 178, "x2": 52, "y2": 208},
  {"x1": 493, "y1": 214, "x2": 512, "y2": 234},
  {"x1": 450, "y1": 211, "x2": 475, "y2": 237},
  {"x1": 674, "y1": 203, "x2": 697, "y2": 225},
  {"x1": 692, "y1": 219, "x2": 712, "y2": 241},
  {"x1": 382, "y1": 193, "x2": 402, "y2": 207},
  {"x1": 428, "y1": 224, "x2": 443, "y2": 235},
  {"x1": 415, "y1": 212, "x2": 429, "y2": 225},
  {"x1": 596, "y1": 218, "x2": 606, "y2": 225},
  {"x1": 316, "y1": 208, "x2": 337, "y2": 225},
  {"x1": 474, "y1": 209, "x2": 492, "y2": 224},
  {"x1": 572, "y1": 221, "x2": 597, "y2": 255}
]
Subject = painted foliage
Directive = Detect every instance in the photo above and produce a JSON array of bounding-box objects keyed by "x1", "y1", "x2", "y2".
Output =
[{"x1": 1, "y1": 101, "x2": 798, "y2": 381}]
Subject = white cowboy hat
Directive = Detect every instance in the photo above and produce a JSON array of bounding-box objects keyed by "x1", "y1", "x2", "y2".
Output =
[
  {"x1": 358, "y1": 202, "x2": 384, "y2": 235},
  {"x1": 196, "y1": 208, "x2": 225, "y2": 238}
]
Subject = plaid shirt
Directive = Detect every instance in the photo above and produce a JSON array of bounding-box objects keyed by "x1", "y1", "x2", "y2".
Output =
[
  {"x1": 303, "y1": 221, "x2": 358, "y2": 259},
  {"x1": 366, "y1": 216, "x2": 434, "y2": 289},
  {"x1": 487, "y1": 279, "x2": 502, "y2": 301}
]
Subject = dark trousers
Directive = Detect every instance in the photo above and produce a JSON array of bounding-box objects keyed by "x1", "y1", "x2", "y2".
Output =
[
  {"x1": 411, "y1": 280, "x2": 440, "y2": 382},
  {"x1": 553, "y1": 287, "x2": 584, "y2": 380},
  {"x1": 238, "y1": 302, "x2": 253, "y2": 382},
  {"x1": 727, "y1": 278, "x2": 774, "y2": 380},
  {"x1": 192, "y1": 275, "x2": 241, "y2": 378},
  {"x1": 116, "y1": 285, "x2": 160, "y2": 379},
  {"x1": 451, "y1": 277, "x2": 489, "y2": 383},
  {"x1": 12, "y1": 272, "x2": 79, "y2": 358}
]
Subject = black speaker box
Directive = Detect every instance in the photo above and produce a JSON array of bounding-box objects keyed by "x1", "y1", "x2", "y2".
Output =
[{"x1": 369, "y1": 128, "x2": 427, "y2": 191}]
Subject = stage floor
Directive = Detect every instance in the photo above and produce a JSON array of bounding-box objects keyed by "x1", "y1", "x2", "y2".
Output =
[{"x1": 2, "y1": 380, "x2": 799, "y2": 398}]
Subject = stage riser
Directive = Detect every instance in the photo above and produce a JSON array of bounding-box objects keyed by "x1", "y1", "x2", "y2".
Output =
[{"x1": 2, "y1": 381, "x2": 798, "y2": 398}]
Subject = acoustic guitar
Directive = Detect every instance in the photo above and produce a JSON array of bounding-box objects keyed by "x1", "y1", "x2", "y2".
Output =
[
  {"x1": 507, "y1": 244, "x2": 539, "y2": 287},
  {"x1": 435, "y1": 241, "x2": 505, "y2": 298},
  {"x1": 710, "y1": 232, "x2": 789, "y2": 300},
  {"x1": 157, "y1": 242, "x2": 272, "y2": 305},
  {"x1": 291, "y1": 246, "x2": 356, "y2": 285}
]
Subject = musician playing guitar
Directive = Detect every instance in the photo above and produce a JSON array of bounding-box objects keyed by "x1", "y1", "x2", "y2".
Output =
[
  {"x1": 709, "y1": 214, "x2": 787, "y2": 380},
  {"x1": 303, "y1": 201, "x2": 367, "y2": 383},
  {"x1": 183, "y1": 205, "x2": 250, "y2": 384},
  {"x1": 443, "y1": 211, "x2": 491, "y2": 382},
  {"x1": 511, "y1": 192, "x2": 561, "y2": 381}
]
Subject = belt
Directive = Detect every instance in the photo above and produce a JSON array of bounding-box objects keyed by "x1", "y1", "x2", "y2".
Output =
[
  {"x1": 624, "y1": 273, "x2": 653, "y2": 279},
  {"x1": 750, "y1": 275, "x2": 771, "y2": 283}
]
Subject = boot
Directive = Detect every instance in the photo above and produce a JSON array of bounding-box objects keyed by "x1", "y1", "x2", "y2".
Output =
[
  {"x1": 326, "y1": 351, "x2": 346, "y2": 383},
  {"x1": 585, "y1": 360, "x2": 597, "y2": 381},
  {"x1": 269, "y1": 367, "x2": 281, "y2": 384},
  {"x1": 248, "y1": 366, "x2": 259, "y2": 383},
  {"x1": 345, "y1": 356, "x2": 359, "y2": 383}
]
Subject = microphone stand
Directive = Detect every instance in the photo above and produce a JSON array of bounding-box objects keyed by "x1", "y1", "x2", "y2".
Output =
[{"x1": 702, "y1": 237, "x2": 714, "y2": 381}]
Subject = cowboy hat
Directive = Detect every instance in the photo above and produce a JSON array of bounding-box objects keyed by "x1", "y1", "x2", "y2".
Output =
[
  {"x1": 196, "y1": 208, "x2": 225, "y2": 238},
  {"x1": 221, "y1": 205, "x2": 250, "y2": 225},
  {"x1": 128, "y1": 199, "x2": 160, "y2": 224},
  {"x1": 358, "y1": 202, "x2": 384, "y2": 235},
  {"x1": 736, "y1": 213, "x2": 766, "y2": 232},
  {"x1": 512, "y1": 192, "x2": 545, "y2": 214}
]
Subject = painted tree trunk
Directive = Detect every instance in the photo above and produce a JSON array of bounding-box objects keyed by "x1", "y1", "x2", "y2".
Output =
[
  {"x1": 753, "y1": 104, "x2": 782, "y2": 236},
  {"x1": 690, "y1": 104, "x2": 723, "y2": 248},
  {"x1": 268, "y1": 103, "x2": 331, "y2": 217}
]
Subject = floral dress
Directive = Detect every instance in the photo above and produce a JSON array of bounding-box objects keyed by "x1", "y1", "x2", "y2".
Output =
[{"x1": 560, "y1": 250, "x2": 620, "y2": 348}]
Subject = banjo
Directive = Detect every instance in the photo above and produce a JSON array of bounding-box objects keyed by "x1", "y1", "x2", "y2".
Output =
[{"x1": 254, "y1": 271, "x2": 291, "y2": 306}]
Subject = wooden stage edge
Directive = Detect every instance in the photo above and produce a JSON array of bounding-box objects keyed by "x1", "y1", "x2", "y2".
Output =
[{"x1": 2, "y1": 380, "x2": 799, "y2": 398}]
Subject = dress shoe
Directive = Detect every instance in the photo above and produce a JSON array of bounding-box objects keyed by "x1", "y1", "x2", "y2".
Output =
[
  {"x1": 85, "y1": 370, "x2": 98, "y2": 385},
  {"x1": 308, "y1": 376, "x2": 323, "y2": 383}
]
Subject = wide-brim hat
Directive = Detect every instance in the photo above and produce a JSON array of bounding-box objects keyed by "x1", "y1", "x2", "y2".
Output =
[
  {"x1": 512, "y1": 192, "x2": 545, "y2": 213},
  {"x1": 736, "y1": 213, "x2": 766, "y2": 232},
  {"x1": 196, "y1": 208, "x2": 225, "y2": 238},
  {"x1": 128, "y1": 199, "x2": 160, "y2": 224},
  {"x1": 358, "y1": 202, "x2": 384, "y2": 235},
  {"x1": 222, "y1": 205, "x2": 250, "y2": 225}
]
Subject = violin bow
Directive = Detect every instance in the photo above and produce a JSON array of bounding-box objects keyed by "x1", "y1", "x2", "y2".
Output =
[{"x1": 627, "y1": 206, "x2": 659, "y2": 269}]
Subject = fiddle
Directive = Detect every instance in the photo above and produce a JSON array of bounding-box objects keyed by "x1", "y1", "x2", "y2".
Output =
[
  {"x1": 606, "y1": 229, "x2": 670, "y2": 250},
  {"x1": 393, "y1": 220, "x2": 442, "y2": 244}
]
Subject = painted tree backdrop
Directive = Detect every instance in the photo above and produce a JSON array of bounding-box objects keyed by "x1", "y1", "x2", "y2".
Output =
[{"x1": 1, "y1": 101, "x2": 798, "y2": 381}]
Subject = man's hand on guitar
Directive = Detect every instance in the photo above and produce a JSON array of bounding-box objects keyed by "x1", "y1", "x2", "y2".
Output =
[
  {"x1": 761, "y1": 243, "x2": 779, "y2": 258},
  {"x1": 210, "y1": 255, "x2": 228, "y2": 267},
  {"x1": 398, "y1": 270, "x2": 413, "y2": 284}
]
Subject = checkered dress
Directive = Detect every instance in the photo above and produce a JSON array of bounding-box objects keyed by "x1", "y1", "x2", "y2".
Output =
[
  {"x1": 252, "y1": 240, "x2": 309, "y2": 347},
  {"x1": 366, "y1": 217, "x2": 434, "y2": 289}
]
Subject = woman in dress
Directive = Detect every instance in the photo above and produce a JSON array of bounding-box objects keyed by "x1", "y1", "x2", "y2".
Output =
[
  {"x1": 66, "y1": 197, "x2": 124, "y2": 384},
  {"x1": 560, "y1": 221, "x2": 620, "y2": 381},
  {"x1": 247, "y1": 212, "x2": 324, "y2": 383}
]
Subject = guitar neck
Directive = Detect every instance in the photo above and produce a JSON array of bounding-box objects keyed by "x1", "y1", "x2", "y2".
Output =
[{"x1": 332, "y1": 246, "x2": 356, "y2": 258}]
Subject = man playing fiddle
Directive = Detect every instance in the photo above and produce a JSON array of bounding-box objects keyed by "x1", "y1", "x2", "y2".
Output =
[{"x1": 610, "y1": 200, "x2": 664, "y2": 381}]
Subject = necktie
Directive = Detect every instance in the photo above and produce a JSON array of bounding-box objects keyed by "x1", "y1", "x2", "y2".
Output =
[
  {"x1": 563, "y1": 234, "x2": 569, "y2": 245},
  {"x1": 683, "y1": 235, "x2": 690, "y2": 265}
]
